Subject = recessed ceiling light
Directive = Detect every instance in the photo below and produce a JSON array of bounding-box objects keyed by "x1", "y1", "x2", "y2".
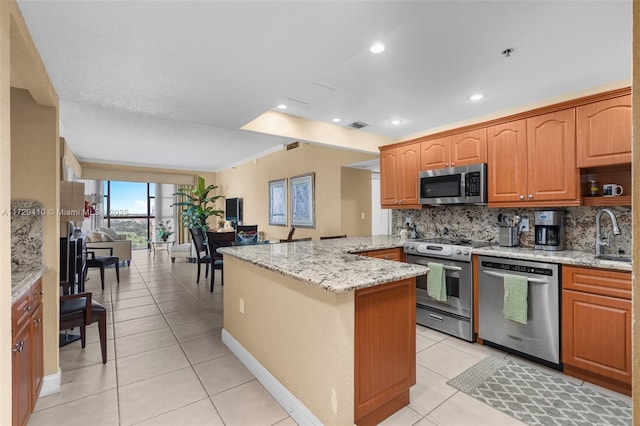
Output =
[
  {"x1": 469, "y1": 94, "x2": 484, "y2": 102},
  {"x1": 332, "y1": 117, "x2": 342, "y2": 123},
  {"x1": 277, "y1": 104, "x2": 287, "y2": 110},
  {"x1": 370, "y1": 42, "x2": 385, "y2": 54},
  {"x1": 390, "y1": 119, "x2": 403, "y2": 126}
]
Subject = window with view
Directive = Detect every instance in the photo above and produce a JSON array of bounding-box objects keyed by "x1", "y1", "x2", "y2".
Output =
[{"x1": 101, "y1": 181, "x2": 176, "y2": 250}]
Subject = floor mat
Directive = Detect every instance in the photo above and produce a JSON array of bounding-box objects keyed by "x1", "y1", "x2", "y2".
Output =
[{"x1": 446, "y1": 356, "x2": 631, "y2": 426}]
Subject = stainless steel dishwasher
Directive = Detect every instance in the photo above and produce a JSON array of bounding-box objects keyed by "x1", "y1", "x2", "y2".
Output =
[{"x1": 477, "y1": 256, "x2": 561, "y2": 369}]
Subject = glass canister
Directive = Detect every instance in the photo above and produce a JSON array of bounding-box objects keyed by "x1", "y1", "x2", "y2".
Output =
[{"x1": 588, "y1": 180, "x2": 599, "y2": 196}]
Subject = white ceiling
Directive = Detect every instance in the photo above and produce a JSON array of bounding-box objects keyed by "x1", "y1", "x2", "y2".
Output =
[{"x1": 17, "y1": 0, "x2": 632, "y2": 173}]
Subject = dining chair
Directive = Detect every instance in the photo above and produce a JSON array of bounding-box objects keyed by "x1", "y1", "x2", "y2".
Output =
[
  {"x1": 206, "y1": 230, "x2": 236, "y2": 292},
  {"x1": 236, "y1": 225, "x2": 258, "y2": 244},
  {"x1": 59, "y1": 281, "x2": 107, "y2": 363},
  {"x1": 189, "y1": 227, "x2": 211, "y2": 284},
  {"x1": 279, "y1": 237, "x2": 312, "y2": 242},
  {"x1": 85, "y1": 247, "x2": 119, "y2": 290}
]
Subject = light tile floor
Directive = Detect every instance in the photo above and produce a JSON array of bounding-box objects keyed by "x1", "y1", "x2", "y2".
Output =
[{"x1": 30, "y1": 250, "x2": 631, "y2": 426}]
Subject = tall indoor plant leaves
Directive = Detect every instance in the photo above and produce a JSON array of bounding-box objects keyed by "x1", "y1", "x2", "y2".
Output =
[{"x1": 172, "y1": 176, "x2": 224, "y2": 236}]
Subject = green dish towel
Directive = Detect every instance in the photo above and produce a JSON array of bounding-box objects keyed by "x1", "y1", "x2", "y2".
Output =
[
  {"x1": 427, "y1": 262, "x2": 447, "y2": 302},
  {"x1": 503, "y1": 274, "x2": 528, "y2": 324}
]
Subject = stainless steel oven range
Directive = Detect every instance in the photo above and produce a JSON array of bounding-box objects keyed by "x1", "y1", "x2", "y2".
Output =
[{"x1": 404, "y1": 238, "x2": 493, "y2": 341}]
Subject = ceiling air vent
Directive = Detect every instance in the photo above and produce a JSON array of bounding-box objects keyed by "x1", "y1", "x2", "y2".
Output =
[
  {"x1": 285, "y1": 141, "x2": 300, "y2": 151},
  {"x1": 346, "y1": 121, "x2": 369, "y2": 130}
]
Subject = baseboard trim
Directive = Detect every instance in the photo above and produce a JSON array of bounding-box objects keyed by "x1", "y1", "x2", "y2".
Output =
[
  {"x1": 39, "y1": 367, "x2": 61, "y2": 397},
  {"x1": 221, "y1": 329, "x2": 322, "y2": 426}
]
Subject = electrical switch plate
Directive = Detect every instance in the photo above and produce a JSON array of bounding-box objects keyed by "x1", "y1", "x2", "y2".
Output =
[
  {"x1": 239, "y1": 298, "x2": 245, "y2": 314},
  {"x1": 520, "y1": 218, "x2": 529, "y2": 232},
  {"x1": 361, "y1": 212, "x2": 365, "y2": 220}
]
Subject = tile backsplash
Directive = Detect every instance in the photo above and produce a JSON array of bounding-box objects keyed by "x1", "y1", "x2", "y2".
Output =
[{"x1": 392, "y1": 205, "x2": 632, "y2": 255}]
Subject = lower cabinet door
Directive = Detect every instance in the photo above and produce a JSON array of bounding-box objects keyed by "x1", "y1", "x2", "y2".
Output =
[
  {"x1": 31, "y1": 303, "x2": 44, "y2": 406},
  {"x1": 562, "y1": 289, "x2": 632, "y2": 385},
  {"x1": 12, "y1": 325, "x2": 32, "y2": 426}
]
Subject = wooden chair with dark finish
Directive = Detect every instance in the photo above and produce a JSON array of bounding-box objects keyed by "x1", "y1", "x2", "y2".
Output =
[
  {"x1": 85, "y1": 247, "x2": 119, "y2": 290},
  {"x1": 235, "y1": 225, "x2": 258, "y2": 244},
  {"x1": 206, "y1": 230, "x2": 237, "y2": 292},
  {"x1": 59, "y1": 281, "x2": 108, "y2": 363},
  {"x1": 189, "y1": 227, "x2": 211, "y2": 284},
  {"x1": 279, "y1": 237, "x2": 312, "y2": 242}
]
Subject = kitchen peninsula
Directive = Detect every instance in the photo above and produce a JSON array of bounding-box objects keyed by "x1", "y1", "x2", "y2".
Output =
[{"x1": 218, "y1": 236, "x2": 427, "y2": 426}]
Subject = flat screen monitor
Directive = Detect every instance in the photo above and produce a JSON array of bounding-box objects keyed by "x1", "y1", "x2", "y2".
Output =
[{"x1": 225, "y1": 197, "x2": 243, "y2": 223}]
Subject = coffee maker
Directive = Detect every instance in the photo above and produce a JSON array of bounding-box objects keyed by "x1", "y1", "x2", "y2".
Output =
[{"x1": 534, "y1": 210, "x2": 565, "y2": 251}]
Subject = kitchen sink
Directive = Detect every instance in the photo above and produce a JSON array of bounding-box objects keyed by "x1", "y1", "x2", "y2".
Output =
[{"x1": 595, "y1": 254, "x2": 632, "y2": 263}]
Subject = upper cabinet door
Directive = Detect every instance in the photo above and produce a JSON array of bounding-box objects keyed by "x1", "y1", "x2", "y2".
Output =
[
  {"x1": 420, "y1": 136, "x2": 450, "y2": 170},
  {"x1": 576, "y1": 95, "x2": 632, "y2": 168},
  {"x1": 487, "y1": 120, "x2": 527, "y2": 203},
  {"x1": 450, "y1": 128, "x2": 487, "y2": 167},
  {"x1": 398, "y1": 143, "x2": 420, "y2": 205},
  {"x1": 526, "y1": 108, "x2": 577, "y2": 202},
  {"x1": 379, "y1": 148, "x2": 399, "y2": 207}
]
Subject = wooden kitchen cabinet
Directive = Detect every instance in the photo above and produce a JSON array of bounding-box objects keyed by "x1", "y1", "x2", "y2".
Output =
[
  {"x1": 12, "y1": 278, "x2": 44, "y2": 426},
  {"x1": 358, "y1": 247, "x2": 405, "y2": 262},
  {"x1": 355, "y1": 278, "x2": 416, "y2": 425},
  {"x1": 487, "y1": 109, "x2": 579, "y2": 207},
  {"x1": 420, "y1": 129, "x2": 487, "y2": 170},
  {"x1": 576, "y1": 95, "x2": 631, "y2": 168},
  {"x1": 561, "y1": 266, "x2": 631, "y2": 395},
  {"x1": 379, "y1": 143, "x2": 421, "y2": 208}
]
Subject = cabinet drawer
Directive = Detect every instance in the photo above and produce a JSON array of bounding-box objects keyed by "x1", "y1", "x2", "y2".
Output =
[
  {"x1": 359, "y1": 248, "x2": 405, "y2": 262},
  {"x1": 11, "y1": 292, "x2": 32, "y2": 334},
  {"x1": 562, "y1": 265, "x2": 631, "y2": 299},
  {"x1": 31, "y1": 279, "x2": 43, "y2": 309}
]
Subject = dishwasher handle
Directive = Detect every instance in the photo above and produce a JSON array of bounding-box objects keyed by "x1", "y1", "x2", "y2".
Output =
[{"x1": 482, "y1": 270, "x2": 550, "y2": 284}]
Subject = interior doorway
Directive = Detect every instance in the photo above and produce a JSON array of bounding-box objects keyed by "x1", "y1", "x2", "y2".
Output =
[{"x1": 371, "y1": 172, "x2": 391, "y2": 235}]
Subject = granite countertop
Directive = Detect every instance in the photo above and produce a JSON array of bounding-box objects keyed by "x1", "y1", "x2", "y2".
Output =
[
  {"x1": 472, "y1": 245, "x2": 632, "y2": 272},
  {"x1": 11, "y1": 265, "x2": 46, "y2": 302},
  {"x1": 218, "y1": 235, "x2": 428, "y2": 293}
]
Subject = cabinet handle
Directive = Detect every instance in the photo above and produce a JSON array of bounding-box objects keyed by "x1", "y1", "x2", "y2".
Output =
[
  {"x1": 528, "y1": 194, "x2": 533, "y2": 199},
  {"x1": 23, "y1": 305, "x2": 32, "y2": 312},
  {"x1": 12, "y1": 341, "x2": 25, "y2": 353},
  {"x1": 39, "y1": 290, "x2": 45, "y2": 295},
  {"x1": 451, "y1": 162, "x2": 455, "y2": 166},
  {"x1": 383, "y1": 255, "x2": 389, "y2": 259},
  {"x1": 34, "y1": 318, "x2": 42, "y2": 325},
  {"x1": 519, "y1": 195, "x2": 525, "y2": 200}
]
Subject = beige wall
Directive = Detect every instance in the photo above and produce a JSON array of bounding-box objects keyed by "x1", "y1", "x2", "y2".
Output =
[
  {"x1": 11, "y1": 87, "x2": 60, "y2": 380},
  {"x1": 81, "y1": 161, "x2": 197, "y2": 186},
  {"x1": 2, "y1": 1, "x2": 59, "y2": 424},
  {"x1": 632, "y1": 1, "x2": 639, "y2": 420},
  {"x1": 215, "y1": 143, "x2": 377, "y2": 241},
  {"x1": 224, "y1": 256, "x2": 355, "y2": 425},
  {"x1": 0, "y1": 3, "x2": 12, "y2": 424},
  {"x1": 340, "y1": 167, "x2": 372, "y2": 237}
]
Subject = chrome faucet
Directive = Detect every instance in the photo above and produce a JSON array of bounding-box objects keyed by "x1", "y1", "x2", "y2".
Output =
[{"x1": 595, "y1": 208, "x2": 621, "y2": 255}]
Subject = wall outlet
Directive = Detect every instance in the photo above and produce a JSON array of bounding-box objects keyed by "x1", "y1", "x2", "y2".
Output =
[
  {"x1": 520, "y1": 218, "x2": 529, "y2": 232},
  {"x1": 239, "y1": 298, "x2": 245, "y2": 314},
  {"x1": 405, "y1": 217, "x2": 412, "y2": 227}
]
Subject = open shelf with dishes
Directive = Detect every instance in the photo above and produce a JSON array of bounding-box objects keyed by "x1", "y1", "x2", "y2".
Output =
[{"x1": 580, "y1": 164, "x2": 631, "y2": 207}]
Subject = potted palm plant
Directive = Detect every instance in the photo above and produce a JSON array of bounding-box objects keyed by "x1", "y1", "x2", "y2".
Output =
[{"x1": 172, "y1": 176, "x2": 224, "y2": 236}]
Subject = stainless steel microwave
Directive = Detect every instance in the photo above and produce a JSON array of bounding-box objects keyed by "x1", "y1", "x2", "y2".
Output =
[{"x1": 418, "y1": 163, "x2": 487, "y2": 205}]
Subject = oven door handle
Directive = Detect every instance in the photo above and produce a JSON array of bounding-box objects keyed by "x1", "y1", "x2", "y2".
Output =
[
  {"x1": 442, "y1": 265, "x2": 462, "y2": 272},
  {"x1": 482, "y1": 270, "x2": 549, "y2": 284}
]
